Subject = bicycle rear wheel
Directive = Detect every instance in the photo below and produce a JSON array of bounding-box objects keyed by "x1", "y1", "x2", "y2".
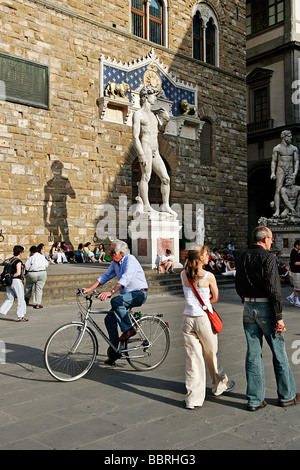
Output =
[
  {"x1": 44, "y1": 323, "x2": 98, "y2": 382},
  {"x1": 125, "y1": 316, "x2": 170, "y2": 371}
]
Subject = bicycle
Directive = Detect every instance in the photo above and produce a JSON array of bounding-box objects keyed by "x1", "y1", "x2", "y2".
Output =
[{"x1": 44, "y1": 289, "x2": 170, "y2": 382}]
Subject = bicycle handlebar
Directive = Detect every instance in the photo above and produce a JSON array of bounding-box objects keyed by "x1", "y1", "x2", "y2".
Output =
[{"x1": 76, "y1": 288, "x2": 109, "y2": 299}]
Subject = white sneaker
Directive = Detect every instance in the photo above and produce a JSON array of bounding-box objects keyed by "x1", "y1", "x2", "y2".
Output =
[
  {"x1": 213, "y1": 380, "x2": 235, "y2": 396},
  {"x1": 294, "y1": 299, "x2": 300, "y2": 308},
  {"x1": 286, "y1": 295, "x2": 295, "y2": 305},
  {"x1": 186, "y1": 404, "x2": 201, "y2": 410}
]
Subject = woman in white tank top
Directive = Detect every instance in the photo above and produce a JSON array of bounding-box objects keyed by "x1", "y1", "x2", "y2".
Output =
[{"x1": 181, "y1": 244, "x2": 235, "y2": 409}]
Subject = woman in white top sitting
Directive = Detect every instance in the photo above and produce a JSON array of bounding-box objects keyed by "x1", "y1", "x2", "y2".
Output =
[
  {"x1": 25, "y1": 244, "x2": 49, "y2": 309},
  {"x1": 221, "y1": 254, "x2": 236, "y2": 277},
  {"x1": 181, "y1": 244, "x2": 235, "y2": 409},
  {"x1": 84, "y1": 242, "x2": 96, "y2": 263},
  {"x1": 158, "y1": 248, "x2": 175, "y2": 274},
  {"x1": 50, "y1": 242, "x2": 68, "y2": 264}
]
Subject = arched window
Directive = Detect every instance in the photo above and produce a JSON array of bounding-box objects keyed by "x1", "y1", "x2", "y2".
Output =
[
  {"x1": 131, "y1": 0, "x2": 167, "y2": 46},
  {"x1": 132, "y1": 157, "x2": 171, "y2": 206},
  {"x1": 193, "y1": 11, "x2": 203, "y2": 61},
  {"x1": 149, "y1": 0, "x2": 163, "y2": 44},
  {"x1": 192, "y1": 3, "x2": 219, "y2": 67},
  {"x1": 206, "y1": 18, "x2": 215, "y2": 66},
  {"x1": 200, "y1": 120, "x2": 212, "y2": 166}
]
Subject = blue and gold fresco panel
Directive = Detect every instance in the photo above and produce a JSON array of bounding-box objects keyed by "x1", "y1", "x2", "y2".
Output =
[{"x1": 103, "y1": 65, "x2": 195, "y2": 116}]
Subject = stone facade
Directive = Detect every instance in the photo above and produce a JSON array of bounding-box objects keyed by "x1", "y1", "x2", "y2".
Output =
[{"x1": 0, "y1": 0, "x2": 247, "y2": 260}]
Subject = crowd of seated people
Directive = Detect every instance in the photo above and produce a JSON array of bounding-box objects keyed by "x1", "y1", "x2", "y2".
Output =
[
  {"x1": 206, "y1": 246, "x2": 291, "y2": 283},
  {"x1": 74, "y1": 242, "x2": 108, "y2": 263},
  {"x1": 206, "y1": 247, "x2": 236, "y2": 277},
  {"x1": 48, "y1": 241, "x2": 108, "y2": 264}
]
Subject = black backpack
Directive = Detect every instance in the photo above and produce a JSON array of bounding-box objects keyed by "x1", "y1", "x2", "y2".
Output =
[{"x1": 0, "y1": 257, "x2": 19, "y2": 287}]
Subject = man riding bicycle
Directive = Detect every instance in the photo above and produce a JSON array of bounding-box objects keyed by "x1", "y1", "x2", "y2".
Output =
[{"x1": 82, "y1": 239, "x2": 148, "y2": 365}]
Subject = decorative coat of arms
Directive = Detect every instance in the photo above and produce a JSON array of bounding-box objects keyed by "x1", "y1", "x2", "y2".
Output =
[{"x1": 97, "y1": 48, "x2": 203, "y2": 140}]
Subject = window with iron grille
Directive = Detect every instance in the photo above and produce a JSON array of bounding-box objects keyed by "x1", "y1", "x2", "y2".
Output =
[
  {"x1": 200, "y1": 120, "x2": 212, "y2": 166},
  {"x1": 131, "y1": 0, "x2": 145, "y2": 39},
  {"x1": 131, "y1": 0, "x2": 164, "y2": 46},
  {"x1": 149, "y1": 0, "x2": 162, "y2": 44}
]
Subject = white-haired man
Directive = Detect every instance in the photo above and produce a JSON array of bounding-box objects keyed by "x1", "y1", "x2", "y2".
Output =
[
  {"x1": 235, "y1": 225, "x2": 299, "y2": 410},
  {"x1": 82, "y1": 239, "x2": 148, "y2": 364}
]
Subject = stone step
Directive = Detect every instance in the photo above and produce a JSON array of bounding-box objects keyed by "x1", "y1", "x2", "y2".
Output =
[{"x1": 0, "y1": 268, "x2": 235, "y2": 305}]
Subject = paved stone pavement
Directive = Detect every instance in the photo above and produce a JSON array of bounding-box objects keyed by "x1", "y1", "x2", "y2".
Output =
[{"x1": 0, "y1": 283, "x2": 299, "y2": 452}]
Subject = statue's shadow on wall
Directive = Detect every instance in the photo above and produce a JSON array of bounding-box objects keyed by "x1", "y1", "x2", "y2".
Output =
[{"x1": 43, "y1": 160, "x2": 76, "y2": 249}]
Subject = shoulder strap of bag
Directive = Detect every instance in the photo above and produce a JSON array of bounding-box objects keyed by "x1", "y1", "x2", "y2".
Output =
[
  {"x1": 186, "y1": 275, "x2": 208, "y2": 310},
  {"x1": 11, "y1": 257, "x2": 22, "y2": 268},
  {"x1": 3, "y1": 257, "x2": 16, "y2": 268}
]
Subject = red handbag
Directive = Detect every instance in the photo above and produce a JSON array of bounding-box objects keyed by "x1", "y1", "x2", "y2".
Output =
[{"x1": 187, "y1": 275, "x2": 223, "y2": 334}]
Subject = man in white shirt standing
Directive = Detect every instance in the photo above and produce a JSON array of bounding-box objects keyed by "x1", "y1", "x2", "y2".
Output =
[{"x1": 25, "y1": 244, "x2": 49, "y2": 309}]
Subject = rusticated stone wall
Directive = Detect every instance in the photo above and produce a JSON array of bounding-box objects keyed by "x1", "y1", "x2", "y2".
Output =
[{"x1": 0, "y1": 0, "x2": 247, "y2": 260}]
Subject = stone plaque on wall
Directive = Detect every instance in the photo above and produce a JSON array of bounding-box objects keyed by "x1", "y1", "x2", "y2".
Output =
[{"x1": 0, "y1": 52, "x2": 49, "y2": 109}]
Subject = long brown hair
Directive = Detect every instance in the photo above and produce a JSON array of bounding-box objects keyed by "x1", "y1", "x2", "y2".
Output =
[{"x1": 184, "y1": 244, "x2": 209, "y2": 281}]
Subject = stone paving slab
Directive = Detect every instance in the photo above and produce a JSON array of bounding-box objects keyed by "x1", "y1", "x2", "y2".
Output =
[{"x1": 0, "y1": 285, "x2": 299, "y2": 452}]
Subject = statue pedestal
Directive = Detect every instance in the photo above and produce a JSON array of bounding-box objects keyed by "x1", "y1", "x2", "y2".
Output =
[
  {"x1": 270, "y1": 224, "x2": 300, "y2": 260},
  {"x1": 128, "y1": 212, "x2": 182, "y2": 269},
  {"x1": 259, "y1": 216, "x2": 300, "y2": 260}
]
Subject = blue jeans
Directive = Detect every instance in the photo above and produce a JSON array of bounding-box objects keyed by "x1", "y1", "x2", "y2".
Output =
[
  {"x1": 243, "y1": 301, "x2": 296, "y2": 406},
  {"x1": 105, "y1": 291, "x2": 148, "y2": 345}
]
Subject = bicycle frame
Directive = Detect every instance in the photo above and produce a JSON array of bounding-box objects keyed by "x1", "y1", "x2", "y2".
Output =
[
  {"x1": 74, "y1": 291, "x2": 157, "y2": 358},
  {"x1": 44, "y1": 290, "x2": 170, "y2": 381}
]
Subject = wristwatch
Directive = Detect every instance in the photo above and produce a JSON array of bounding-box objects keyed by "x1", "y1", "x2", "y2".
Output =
[{"x1": 111, "y1": 289, "x2": 115, "y2": 294}]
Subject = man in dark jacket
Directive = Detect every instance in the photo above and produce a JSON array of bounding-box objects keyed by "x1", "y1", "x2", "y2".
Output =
[{"x1": 235, "y1": 225, "x2": 299, "y2": 411}]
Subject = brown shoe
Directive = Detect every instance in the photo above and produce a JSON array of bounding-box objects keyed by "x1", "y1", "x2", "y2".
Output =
[
  {"x1": 119, "y1": 327, "x2": 136, "y2": 342},
  {"x1": 247, "y1": 400, "x2": 267, "y2": 412},
  {"x1": 278, "y1": 392, "x2": 300, "y2": 407},
  {"x1": 104, "y1": 357, "x2": 116, "y2": 366}
]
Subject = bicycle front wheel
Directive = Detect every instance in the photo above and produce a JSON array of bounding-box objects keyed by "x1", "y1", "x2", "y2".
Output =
[
  {"x1": 125, "y1": 316, "x2": 170, "y2": 371},
  {"x1": 44, "y1": 323, "x2": 98, "y2": 382}
]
